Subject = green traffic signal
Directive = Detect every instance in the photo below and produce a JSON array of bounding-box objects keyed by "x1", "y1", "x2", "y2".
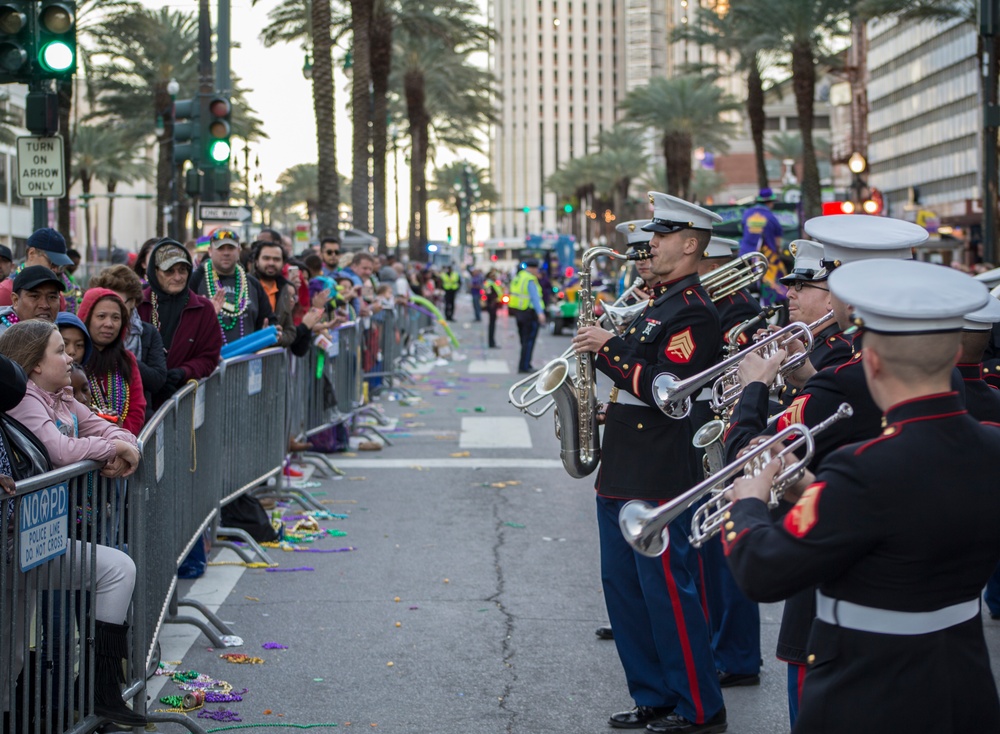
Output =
[
  {"x1": 205, "y1": 96, "x2": 231, "y2": 164},
  {"x1": 522, "y1": 206, "x2": 530, "y2": 214},
  {"x1": 563, "y1": 203, "x2": 573, "y2": 214},
  {"x1": 36, "y1": 0, "x2": 75, "y2": 78}
]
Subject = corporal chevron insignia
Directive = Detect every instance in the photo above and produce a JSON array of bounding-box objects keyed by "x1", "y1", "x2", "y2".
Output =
[
  {"x1": 778, "y1": 394, "x2": 810, "y2": 431},
  {"x1": 783, "y1": 482, "x2": 825, "y2": 538},
  {"x1": 665, "y1": 327, "x2": 696, "y2": 363}
]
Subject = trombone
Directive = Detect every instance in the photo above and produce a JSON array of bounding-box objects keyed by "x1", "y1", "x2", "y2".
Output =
[{"x1": 619, "y1": 403, "x2": 853, "y2": 557}]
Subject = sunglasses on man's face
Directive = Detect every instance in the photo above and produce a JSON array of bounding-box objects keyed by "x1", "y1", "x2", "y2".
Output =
[{"x1": 324, "y1": 249, "x2": 340, "y2": 256}]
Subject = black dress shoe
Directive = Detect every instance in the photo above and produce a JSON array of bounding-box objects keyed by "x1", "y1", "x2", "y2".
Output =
[
  {"x1": 609, "y1": 705, "x2": 673, "y2": 729},
  {"x1": 645, "y1": 707, "x2": 726, "y2": 733},
  {"x1": 595, "y1": 625, "x2": 614, "y2": 640},
  {"x1": 717, "y1": 670, "x2": 759, "y2": 688}
]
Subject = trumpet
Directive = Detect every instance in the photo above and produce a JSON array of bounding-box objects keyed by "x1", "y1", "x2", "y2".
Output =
[
  {"x1": 652, "y1": 321, "x2": 815, "y2": 420},
  {"x1": 701, "y1": 252, "x2": 769, "y2": 302},
  {"x1": 619, "y1": 403, "x2": 853, "y2": 557}
]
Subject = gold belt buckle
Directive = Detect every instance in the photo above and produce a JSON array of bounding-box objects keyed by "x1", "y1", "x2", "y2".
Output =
[{"x1": 609, "y1": 387, "x2": 619, "y2": 403}]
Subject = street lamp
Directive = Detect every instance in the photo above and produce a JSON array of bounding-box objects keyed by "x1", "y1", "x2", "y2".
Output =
[
  {"x1": 848, "y1": 151, "x2": 868, "y2": 213},
  {"x1": 166, "y1": 77, "x2": 180, "y2": 239},
  {"x1": 302, "y1": 53, "x2": 313, "y2": 80}
]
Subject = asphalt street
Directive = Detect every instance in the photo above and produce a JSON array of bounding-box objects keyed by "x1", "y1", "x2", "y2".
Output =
[{"x1": 154, "y1": 293, "x2": 1000, "y2": 734}]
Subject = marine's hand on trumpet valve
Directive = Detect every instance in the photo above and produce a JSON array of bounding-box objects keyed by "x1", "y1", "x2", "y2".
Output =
[
  {"x1": 572, "y1": 324, "x2": 614, "y2": 354},
  {"x1": 726, "y1": 461, "x2": 815, "y2": 505},
  {"x1": 736, "y1": 348, "x2": 785, "y2": 388}
]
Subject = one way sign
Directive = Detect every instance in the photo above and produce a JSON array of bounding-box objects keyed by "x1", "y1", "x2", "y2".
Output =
[{"x1": 199, "y1": 203, "x2": 252, "y2": 222}]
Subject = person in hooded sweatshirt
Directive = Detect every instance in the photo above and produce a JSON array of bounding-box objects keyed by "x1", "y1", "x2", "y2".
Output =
[
  {"x1": 136, "y1": 239, "x2": 222, "y2": 409},
  {"x1": 77, "y1": 288, "x2": 146, "y2": 436},
  {"x1": 0, "y1": 320, "x2": 144, "y2": 726}
]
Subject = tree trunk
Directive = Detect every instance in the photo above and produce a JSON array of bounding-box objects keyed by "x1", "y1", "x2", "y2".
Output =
[
  {"x1": 370, "y1": 8, "x2": 393, "y2": 253},
  {"x1": 57, "y1": 80, "x2": 72, "y2": 243},
  {"x1": 663, "y1": 132, "x2": 693, "y2": 200},
  {"x1": 176, "y1": 163, "x2": 190, "y2": 242},
  {"x1": 312, "y1": 0, "x2": 340, "y2": 239},
  {"x1": 350, "y1": 0, "x2": 373, "y2": 233},
  {"x1": 791, "y1": 40, "x2": 821, "y2": 220},
  {"x1": 405, "y1": 70, "x2": 429, "y2": 262},
  {"x1": 746, "y1": 55, "x2": 769, "y2": 190},
  {"x1": 107, "y1": 179, "x2": 117, "y2": 251},
  {"x1": 79, "y1": 175, "x2": 92, "y2": 255}
]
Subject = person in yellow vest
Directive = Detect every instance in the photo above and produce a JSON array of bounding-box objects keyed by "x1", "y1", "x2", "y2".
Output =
[
  {"x1": 484, "y1": 268, "x2": 504, "y2": 348},
  {"x1": 509, "y1": 259, "x2": 546, "y2": 372},
  {"x1": 441, "y1": 265, "x2": 461, "y2": 321}
]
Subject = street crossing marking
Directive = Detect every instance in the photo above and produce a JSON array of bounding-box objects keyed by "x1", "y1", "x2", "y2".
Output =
[
  {"x1": 460, "y1": 417, "x2": 532, "y2": 448},
  {"x1": 468, "y1": 359, "x2": 510, "y2": 374},
  {"x1": 315, "y1": 458, "x2": 563, "y2": 469}
]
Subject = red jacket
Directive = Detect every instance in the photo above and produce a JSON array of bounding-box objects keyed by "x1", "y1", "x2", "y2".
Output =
[
  {"x1": 138, "y1": 287, "x2": 222, "y2": 384},
  {"x1": 77, "y1": 288, "x2": 146, "y2": 436}
]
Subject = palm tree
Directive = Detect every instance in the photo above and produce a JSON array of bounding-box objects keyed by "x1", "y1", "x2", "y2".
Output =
[
  {"x1": 620, "y1": 75, "x2": 740, "y2": 201},
  {"x1": 766, "y1": 131, "x2": 832, "y2": 170},
  {"x1": 88, "y1": 7, "x2": 199, "y2": 238},
  {"x1": 99, "y1": 124, "x2": 154, "y2": 253},
  {"x1": 428, "y1": 161, "x2": 498, "y2": 215},
  {"x1": 278, "y1": 163, "x2": 320, "y2": 225},
  {"x1": 675, "y1": 7, "x2": 778, "y2": 191},
  {"x1": 393, "y1": 9, "x2": 495, "y2": 262},
  {"x1": 729, "y1": 0, "x2": 854, "y2": 219},
  {"x1": 257, "y1": 0, "x2": 348, "y2": 239},
  {"x1": 349, "y1": 0, "x2": 374, "y2": 235},
  {"x1": 592, "y1": 125, "x2": 648, "y2": 217}
]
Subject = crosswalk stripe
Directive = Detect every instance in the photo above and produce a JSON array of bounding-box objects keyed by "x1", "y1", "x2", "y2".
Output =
[
  {"x1": 319, "y1": 458, "x2": 563, "y2": 469},
  {"x1": 460, "y1": 416, "x2": 532, "y2": 448},
  {"x1": 468, "y1": 359, "x2": 510, "y2": 374}
]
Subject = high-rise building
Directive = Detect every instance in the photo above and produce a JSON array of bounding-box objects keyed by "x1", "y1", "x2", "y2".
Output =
[
  {"x1": 489, "y1": 0, "x2": 626, "y2": 239},
  {"x1": 866, "y1": 15, "x2": 979, "y2": 223}
]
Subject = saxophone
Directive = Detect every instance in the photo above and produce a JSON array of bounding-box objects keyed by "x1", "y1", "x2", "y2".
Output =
[{"x1": 509, "y1": 246, "x2": 649, "y2": 478}]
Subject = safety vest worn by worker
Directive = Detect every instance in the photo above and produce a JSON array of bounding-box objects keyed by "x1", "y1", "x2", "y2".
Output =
[
  {"x1": 441, "y1": 271, "x2": 460, "y2": 291},
  {"x1": 508, "y1": 270, "x2": 539, "y2": 311}
]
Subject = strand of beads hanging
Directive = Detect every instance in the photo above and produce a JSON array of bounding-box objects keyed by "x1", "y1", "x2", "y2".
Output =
[
  {"x1": 204, "y1": 260, "x2": 249, "y2": 336},
  {"x1": 150, "y1": 292, "x2": 161, "y2": 332},
  {"x1": 0, "y1": 310, "x2": 18, "y2": 329},
  {"x1": 88, "y1": 368, "x2": 129, "y2": 426}
]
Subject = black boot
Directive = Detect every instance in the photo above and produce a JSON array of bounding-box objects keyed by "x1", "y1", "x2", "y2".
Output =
[{"x1": 93, "y1": 621, "x2": 146, "y2": 726}]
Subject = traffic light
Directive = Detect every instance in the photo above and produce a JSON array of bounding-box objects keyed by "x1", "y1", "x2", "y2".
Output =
[
  {"x1": 36, "y1": 0, "x2": 75, "y2": 79},
  {"x1": 204, "y1": 95, "x2": 231, "y2": 165},
  {"x1": 0, "y1": 1, "x2": 31, "y2": 84},
  {"x1": 173, "y1": 97, "x2": 200, "y2": 165},
  {"x1": 446, "y1": 226, "x2": 452, "y2": 243},
  {"x1": 522, "y1": 206, "x2": 530, "y2": 214},
  {"x1": 563, "y1": 203, "x2": 573, "y2": 214}
]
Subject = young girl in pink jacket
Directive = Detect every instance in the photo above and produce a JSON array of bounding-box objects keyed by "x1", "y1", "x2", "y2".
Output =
[{"x1": 0, "y1": 319, "x2": 144, "y2": 726}]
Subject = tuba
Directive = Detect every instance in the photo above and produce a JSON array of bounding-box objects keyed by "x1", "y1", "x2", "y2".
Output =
[
  {"x1": 701, "y1": 252, "x2": 769, "y2": 301},
  {"x1": 508, "y1": 246, "x2": 649, "y2": 478}
]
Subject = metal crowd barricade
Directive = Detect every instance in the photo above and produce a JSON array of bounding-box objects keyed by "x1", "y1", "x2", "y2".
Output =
[
  {"x1": 362, "y1": 308, "x2": 416, "y2": 400},
  {"x1": 1, "y1": 340, "x2": 343, "y2": 734}
]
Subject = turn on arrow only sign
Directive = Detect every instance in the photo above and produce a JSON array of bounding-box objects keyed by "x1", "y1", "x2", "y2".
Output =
[{"x1": 199, "y1": 203, "x2": 252, "y2": 222}]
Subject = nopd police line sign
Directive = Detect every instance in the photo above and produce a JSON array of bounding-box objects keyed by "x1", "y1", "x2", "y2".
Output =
[
  {"x1": 16, "y1": 136, "x2": 66, "y2": 199},
  {"x1": 19, "y1": 482, "x2": 69, "y2": 572}
]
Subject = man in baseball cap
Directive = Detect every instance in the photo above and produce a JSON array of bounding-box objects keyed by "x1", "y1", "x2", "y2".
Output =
[
  {"x1": 0, "y1": 244, "x2": 12, "y2": 281},
  {"x1": 0, "y1": 227, "x2": 73, "y2": 306},
  {"x1": 0, "y1": 265, "x2": 65, "y2": 334}
]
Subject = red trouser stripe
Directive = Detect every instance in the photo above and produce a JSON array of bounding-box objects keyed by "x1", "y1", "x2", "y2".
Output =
[
  {"x1": 697, "y1": 553, "x2": 710, "y2": 624},
  {"x1": 796, "y1": 662, "x2": 807, "y2": 703},
  {"x1": 661, "y1": 546, "x2": 705, "y2": 723}
]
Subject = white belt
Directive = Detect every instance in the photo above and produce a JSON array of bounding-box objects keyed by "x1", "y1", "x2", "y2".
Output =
[
  {"x1": 815, "y1": 591, "x2": 979, "y2": 636},
  {"x1": 609, "y1": 388, "x2": 650, "y2": 408}
]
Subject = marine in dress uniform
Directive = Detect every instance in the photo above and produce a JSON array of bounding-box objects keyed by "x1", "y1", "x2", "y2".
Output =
[
  {"x1": 573, "y1": 193, "x2": 726, "y2": 734},
  {"x1": 973, "y1": 267, "x2": 1000, "y2": 388},
  {"x1": 722, "y1": 215, "x2": 926, "y2": 725},
  {"x1": 723, "y1": 259, "x2": 1000, "y2": 734},
  {"x1": 773, "y1": 240, "x2": 853, "y2": 410},
  {"x1": 692, "y1": 236, "x2": 764, "y2": 689}
]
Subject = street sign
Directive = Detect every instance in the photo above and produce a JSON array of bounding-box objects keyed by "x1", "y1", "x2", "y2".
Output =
[
  {"x1": 199, "y1": 203, "x2": 252, "y2": 222},
  {"x1": 16, "y1": 136, "x2": 65, "y2": 198},
  {"x1": 19, "y1": 483, "x2": 68, "y2": 572}
]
